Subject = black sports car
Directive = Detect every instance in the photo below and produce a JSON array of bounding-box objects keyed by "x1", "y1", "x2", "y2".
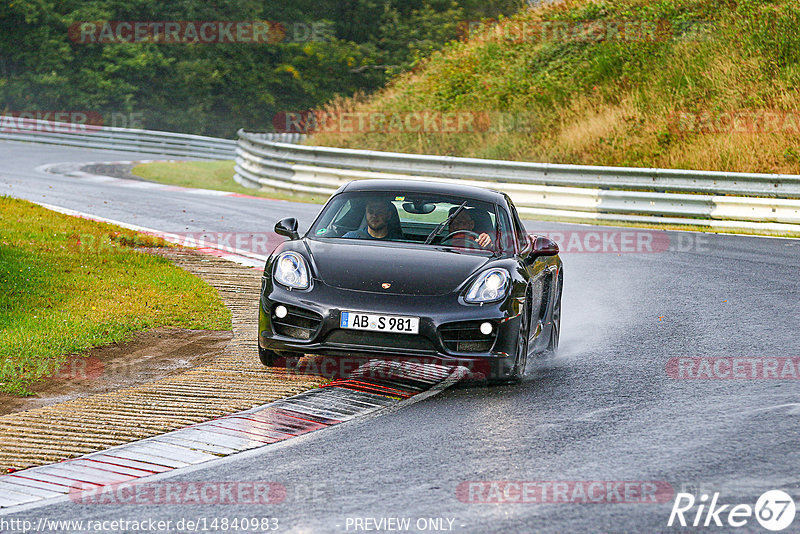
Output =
[{"x1": 258, "y1": 179, "x2": 562, "y2": 382}]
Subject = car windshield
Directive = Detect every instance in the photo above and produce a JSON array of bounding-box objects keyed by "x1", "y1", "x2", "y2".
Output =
[{"x1": 308, "y1": 191, "x2": 513, "y2": 254}]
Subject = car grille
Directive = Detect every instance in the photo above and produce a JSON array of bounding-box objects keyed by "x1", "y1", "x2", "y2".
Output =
[
  {"x1": 271, "y1": 304, "x2": 322, "y2": 340},
  {"x1": 439, "y1": 321, "x2": 498, "y2": 353},
  {"x1": 325, "y1": 330, "x2": 436, "y2": 352}
]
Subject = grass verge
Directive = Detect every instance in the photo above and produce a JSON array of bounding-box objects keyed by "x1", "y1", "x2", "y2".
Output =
[
  {"x1": 131, "y1": 160, "x2": 326, "y2": 204},
  {"x1": 0, "y1": 196, "x2": 232, "y2": 396},
  {"x1": 310, "y1": 0, "x2": 800, "y2": 176}
]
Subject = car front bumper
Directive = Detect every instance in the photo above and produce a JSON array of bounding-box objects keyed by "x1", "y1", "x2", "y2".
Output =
[{"x1": 258, "y1": 277, "x2": 525, "y2": 380}]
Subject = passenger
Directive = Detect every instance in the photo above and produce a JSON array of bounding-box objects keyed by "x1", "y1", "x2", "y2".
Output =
[
  {"x1": 342, "y1": 199, "x2": 402, "y2": 240},
  {"x1": 447, "y1": 207, "x2": 493, "y2": 249}
]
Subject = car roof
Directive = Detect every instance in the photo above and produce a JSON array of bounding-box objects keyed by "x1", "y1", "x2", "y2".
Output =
[{"x1": 339, "y1": 179, "x2": 506, "y2": 204}]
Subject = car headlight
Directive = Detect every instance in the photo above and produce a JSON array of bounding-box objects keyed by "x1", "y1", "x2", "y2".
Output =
[
  {"x1": 273, "y1": 252, "x2": 309, "y2": 289},
  {"x1": 465, "y1": 268, "x2": 509, "y2": 303}
]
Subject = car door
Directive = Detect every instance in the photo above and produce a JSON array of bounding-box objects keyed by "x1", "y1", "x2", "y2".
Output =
[{"x1": 505, "y1": 196, "x2": 550, "y2": 343}]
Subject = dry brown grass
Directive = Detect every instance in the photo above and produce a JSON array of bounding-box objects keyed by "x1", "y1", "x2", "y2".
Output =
[{"x1": 310, "y1": 0, "x2": 800, "y2": 176}]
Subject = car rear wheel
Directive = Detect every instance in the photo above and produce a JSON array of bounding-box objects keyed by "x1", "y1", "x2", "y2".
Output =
[{"x1": 546, "y1": 272, "x2": 562, "y2": 355}]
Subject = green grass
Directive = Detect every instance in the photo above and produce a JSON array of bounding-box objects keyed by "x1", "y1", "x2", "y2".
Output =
[
  {"x1": 311, "y1": 0, "x2": 800, "y2": 177},
  {"x1": 131, "y1": 160, "x2": 326, "y2": 204},
  {"x1": 0, "y1": 196, "x2": 232, "y2": 396}
]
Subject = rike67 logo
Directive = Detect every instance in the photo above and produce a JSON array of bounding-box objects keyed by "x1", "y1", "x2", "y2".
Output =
[{"x1": 668, "y1": 490, "x2": 796, "y2": 531}]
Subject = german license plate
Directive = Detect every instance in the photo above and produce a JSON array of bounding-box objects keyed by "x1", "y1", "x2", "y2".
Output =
[{"x1": 340, "y1": 311, "x2": 419, "y2": 334}]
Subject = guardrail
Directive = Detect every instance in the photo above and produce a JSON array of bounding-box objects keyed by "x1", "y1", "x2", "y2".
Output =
[
  {"x1": 235, "y1": 129, "x2": 800, "y2": 234},
  {"x1": 0, "y1": 118, "x2": 304, "y2": 160}
]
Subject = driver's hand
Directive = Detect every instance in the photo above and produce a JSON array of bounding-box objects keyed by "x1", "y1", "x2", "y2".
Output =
[{"x1": 476, "y1": 233, "x2": 492, "y2": 248}]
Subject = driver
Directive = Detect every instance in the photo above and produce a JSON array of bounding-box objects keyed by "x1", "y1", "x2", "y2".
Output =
[
  {"x1": 342, "y1": 199, "x2": 401, "y2": 240},
  {"x1": 447, "y1": 207, "x2": 493, "y2": 249}
]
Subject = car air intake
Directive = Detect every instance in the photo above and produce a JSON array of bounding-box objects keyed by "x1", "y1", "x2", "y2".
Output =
[
  {"x1": 439, "y1": 321, "x2": 498, "y2": 353},
  {"x1": 271, "y1": 304, "x2": 322, "y2": 340},
  {"x1": 326, "y1": 330, "x2": 436, "y2": 353}
]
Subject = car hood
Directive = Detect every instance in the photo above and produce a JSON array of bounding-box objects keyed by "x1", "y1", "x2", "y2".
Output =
[{"x1": 305, "y1": 239, "x2": 491, "y2": 296}]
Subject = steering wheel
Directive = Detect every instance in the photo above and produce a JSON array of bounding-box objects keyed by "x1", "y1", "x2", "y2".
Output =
[{"x1": 440, "y1": 230, "x2": 482, "y2": 247}]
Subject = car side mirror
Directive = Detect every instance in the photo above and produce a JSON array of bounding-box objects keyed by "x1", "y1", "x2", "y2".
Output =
[
  {"x1": 528, "y1": 236, "x2": 558, "y2": 263},
  {"x1": 275, "y1": 217, "x2": 299, "y2": 240},
  {"x1": 530, "y1": 236, "x2": 559, "y2": 257}
]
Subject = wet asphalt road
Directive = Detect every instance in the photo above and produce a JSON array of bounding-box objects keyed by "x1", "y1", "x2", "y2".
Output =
[{"x1": 1, "y1": 140, "x2": 799, "y2": 533}]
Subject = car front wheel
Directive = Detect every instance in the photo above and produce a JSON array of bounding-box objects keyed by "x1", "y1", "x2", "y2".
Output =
[
  {"x1": 493, "y1": 296, "x2": 529, "y2": 385},
  {"x1": 513, "y1": 294, "x2": 531, "y2": 381},
  {"x1": 258, "y1": 346, "x2": 280, "y2": 366},
  {"x1": 259, "y1": 347, "x2": 303, "y2": 369}
]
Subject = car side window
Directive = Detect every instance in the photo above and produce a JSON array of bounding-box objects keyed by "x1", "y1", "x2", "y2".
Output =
[
  {"x1": 496, "y1": 207, "x2": 515, "y2": 253},
  {"x1": 507, "y1": 197, "x2": 529, "y2": 251}
]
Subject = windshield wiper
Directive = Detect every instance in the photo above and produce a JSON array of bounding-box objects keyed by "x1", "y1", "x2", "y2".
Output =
[{"x1": 424, "y1": 202, "x2": 467, "y2": 245}]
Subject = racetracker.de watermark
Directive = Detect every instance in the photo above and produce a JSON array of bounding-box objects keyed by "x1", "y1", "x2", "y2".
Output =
[
  {"x1": 69, "y1": 21, "x2": 332, "y2": 44},
  {"x1": 69, "y1": 481, "x2": 286, "y2": 504},
  {"x1": 521, "y1": 230, "x2": 707, "y2": 254},
  {"x1": 537, "y1": 230, "x2": 668, "y2": 254},
  {"x1": 71, "y1": 230, "x2": 709, "y2": 257},
  {"x1": 0, "y1": 111, "x2": 147, "y2": 132},
  {"x1": 458, "y1": 19, "x2": 714, "y2": 43},
  {"x1": 0, "y1": 111, "x2": 104, "y2": 133},
  {"x1": 669, "y1": 110, "x2": 800, "y2": 134},
  {"x1": 272, "y1": 110, "x2": 539, "y2": 134},
  {"x1": 666, "y1": 357, "x2": 800, "y2": 379},
  {"x1": 72, "y1": 231, "x2": 285, "y2": 256},
  {"x1": 457, "y1": 481, "x2": 674, "y2": 504},
  {"x1": 278, "y1": 356, "x2": 491, "y2": 382}
]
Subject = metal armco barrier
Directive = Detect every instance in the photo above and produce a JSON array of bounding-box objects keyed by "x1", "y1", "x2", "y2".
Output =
[
  {"x1": 0, "y1": 118, "x2": 304, "y2": 160},
  {"x1": 235, "y1": 129, "x2": 800, "y2": 234}
]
